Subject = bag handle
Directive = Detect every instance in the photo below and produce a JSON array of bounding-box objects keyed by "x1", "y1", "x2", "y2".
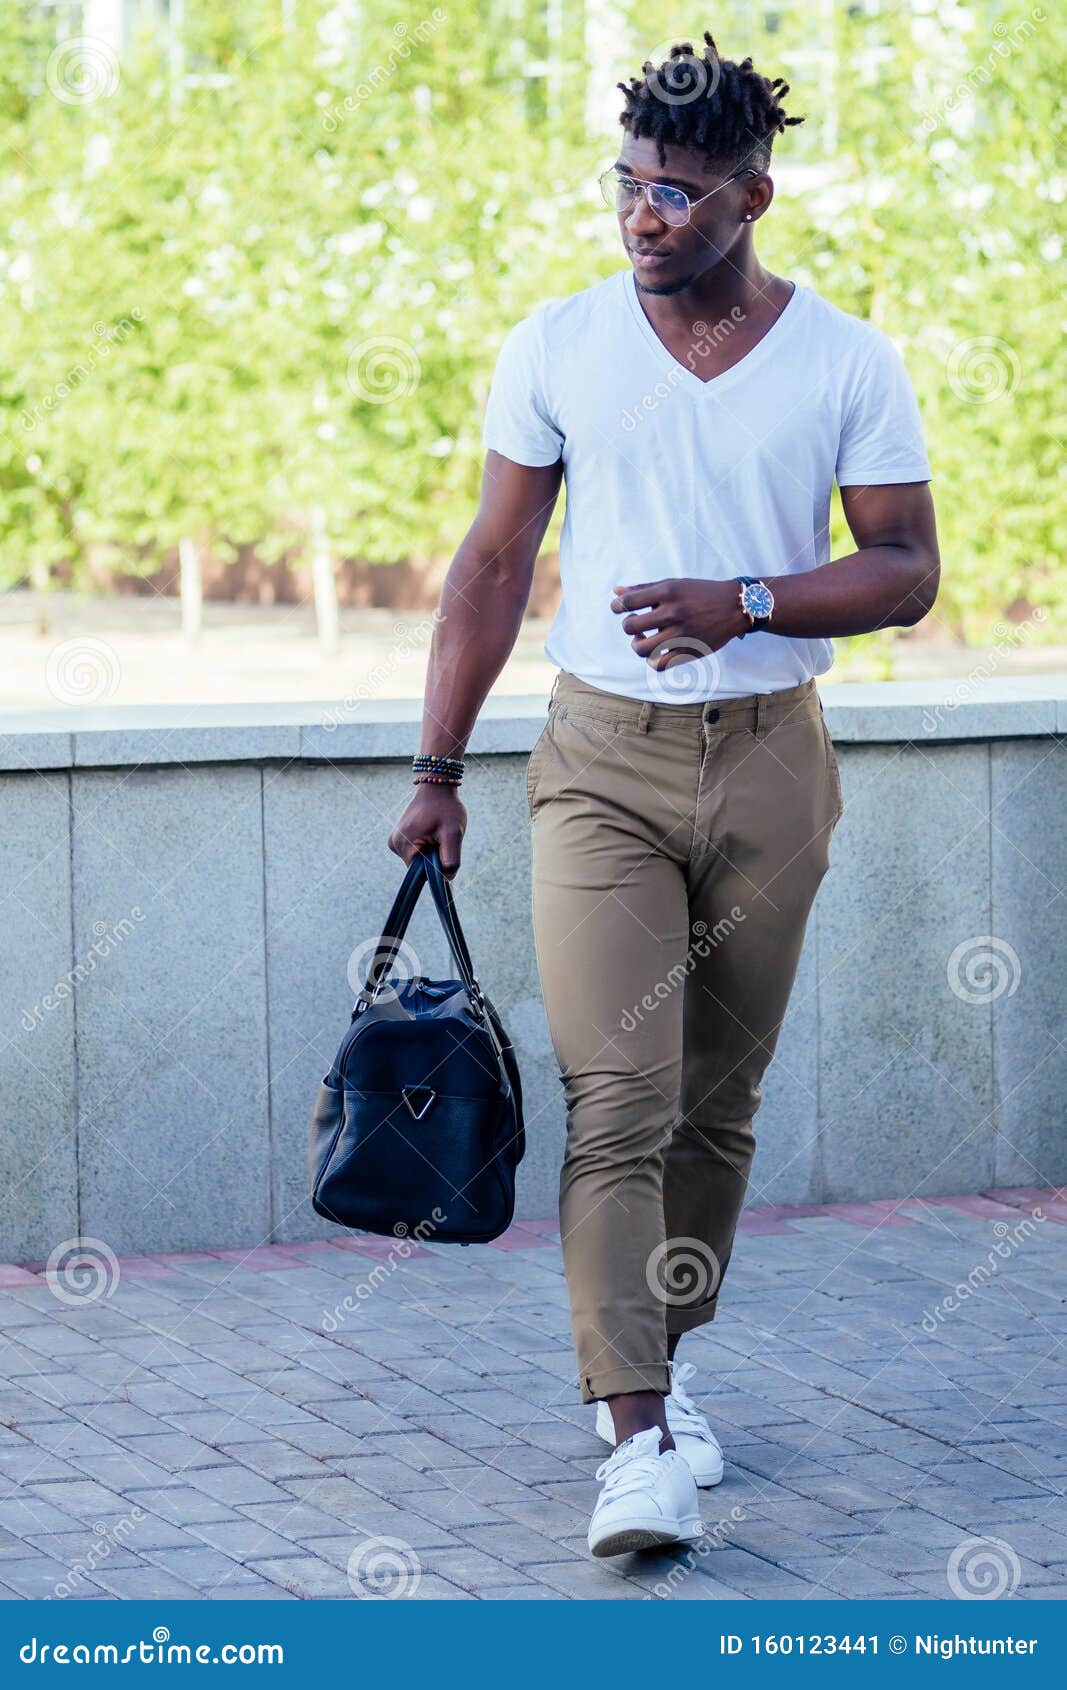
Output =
[
  {"x1": 357, "y1": 845, "x2": 514, "y2": 1101},
  {"x1": 357, "y1": 845, "x2": 483, "y2": 1022},
  {"x1": 357, "y1": 851, "x2": 427, "y2": 1009}
]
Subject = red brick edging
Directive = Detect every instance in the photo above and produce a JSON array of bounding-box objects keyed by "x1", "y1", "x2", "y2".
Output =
[{"x1": 1, "y1": 1186, "x2": 1062, "y2": 1287}]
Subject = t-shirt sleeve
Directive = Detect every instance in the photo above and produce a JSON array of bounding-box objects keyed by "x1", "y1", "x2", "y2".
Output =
[
  {"x1": 835, "y1": 328, "x2": 933, "y2": 487},
  {"x1": 481, "y1": 309, "x2": 564, "y2": 468}
]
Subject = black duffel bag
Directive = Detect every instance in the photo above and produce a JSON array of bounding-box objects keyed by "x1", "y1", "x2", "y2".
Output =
[{"x1": 308, "y1": 843, "x2": 524, "y2": 1245}]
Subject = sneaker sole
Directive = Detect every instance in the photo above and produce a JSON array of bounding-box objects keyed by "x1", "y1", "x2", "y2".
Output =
[
  {"x1": 589, "y1": 1515, "x2": 704, "y2": 1559},
  {"x1": 689, "y1": 1461, "x2": 725, "y2": 1489}
]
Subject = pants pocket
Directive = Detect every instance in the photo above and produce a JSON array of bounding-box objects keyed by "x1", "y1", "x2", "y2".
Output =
[
  {"x1": 525, "y1": 706, "x2": 560, "y2": 809},
  {"x1": 821, "y1": 719, "x2": 844, "y2": 823}
]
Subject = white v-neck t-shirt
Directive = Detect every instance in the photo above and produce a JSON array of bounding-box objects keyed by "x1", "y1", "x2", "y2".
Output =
[{"x1": 482, "y1": 268, "x2": 933, "y2": 702}]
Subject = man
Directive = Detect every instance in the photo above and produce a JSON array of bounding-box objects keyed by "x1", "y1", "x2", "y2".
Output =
[{"x1": 389, "y1": 31, "x2": 938, "y2": 1558}]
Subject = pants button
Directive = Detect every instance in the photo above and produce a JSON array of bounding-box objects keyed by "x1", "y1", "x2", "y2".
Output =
[{"x1": 705, "y1": 708, "x2": 720, "y2": 724}]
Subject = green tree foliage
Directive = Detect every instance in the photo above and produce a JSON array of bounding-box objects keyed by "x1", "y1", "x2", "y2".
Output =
[{"x1": 0, "y1": 1, "x2": 1061, "y2": 647}]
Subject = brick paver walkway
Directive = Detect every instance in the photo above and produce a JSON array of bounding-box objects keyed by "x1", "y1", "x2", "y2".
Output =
[{"x1": 1, "y1": 1188, "x2": 1066, "y2": 1601}]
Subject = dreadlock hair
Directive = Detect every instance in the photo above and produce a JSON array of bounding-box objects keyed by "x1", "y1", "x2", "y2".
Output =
[{"x1": 617, "y1": 30, "x2": 804, "y2": 175}]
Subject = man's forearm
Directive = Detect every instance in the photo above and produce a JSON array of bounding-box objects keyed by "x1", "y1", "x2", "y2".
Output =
[
  {"x1": 419, "y1": 546, "x2": 529, "y2": 758},
  {"x1": 765, "y1": 543, "x2": 940, "y2": 639}
]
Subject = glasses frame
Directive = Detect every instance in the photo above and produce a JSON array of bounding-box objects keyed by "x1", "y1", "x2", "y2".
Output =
[{"x1": 599, "y1": 165, "x2": 761, "y2": 228}]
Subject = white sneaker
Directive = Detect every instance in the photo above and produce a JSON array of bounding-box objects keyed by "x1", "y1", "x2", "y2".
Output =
[
  {"x1": 595, "y1": 1361, "x2": 724, "y2": 1488},
  {"x1": 587, "y1": 1426, "x2": 703, "y2": 1558}
]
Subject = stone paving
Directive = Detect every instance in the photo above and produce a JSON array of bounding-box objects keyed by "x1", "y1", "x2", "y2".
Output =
[{"x1": 1, "y1": 1187, "x2": 1066, "y2": 1602}]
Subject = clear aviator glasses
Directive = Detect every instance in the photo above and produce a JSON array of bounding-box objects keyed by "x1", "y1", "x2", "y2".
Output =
[{"x1": 598, "y1": 165, "x2": 759, "y2": 228}]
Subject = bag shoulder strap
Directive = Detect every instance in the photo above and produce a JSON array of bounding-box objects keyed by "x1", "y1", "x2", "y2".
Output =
[
  {"x1": 422, "y1": 849, "x2": 482, "y2": 1010},
  {"x1": 421, "y1": 850, "x2": 514, "y2": 1091}
]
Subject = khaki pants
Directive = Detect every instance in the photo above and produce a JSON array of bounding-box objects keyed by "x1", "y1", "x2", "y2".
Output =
[{"x1": 526, "y1": 668, "x2": 843, "y2": 1404}]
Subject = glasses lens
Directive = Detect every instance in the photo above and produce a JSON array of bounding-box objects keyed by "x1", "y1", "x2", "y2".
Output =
[
  {"x1": 599, "y1": 172, "x2": 691, "y2": 224},
  {"x1": 601, "y1": 170, "x2": 636, "y2": 212},
  {"x1": 647, "y1": 183, "x2": 690, "y2": 225}
]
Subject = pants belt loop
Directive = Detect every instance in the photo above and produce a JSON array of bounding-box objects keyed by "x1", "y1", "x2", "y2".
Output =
[
  {"x1": 637, "y1": 699, "x2": 654, "y2": 734},
  {"x1": 755, "y1": 691, "x2": 768, "y2": 741}
]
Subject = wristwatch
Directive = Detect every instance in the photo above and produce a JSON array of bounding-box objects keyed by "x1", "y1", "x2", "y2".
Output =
[{"x1": 738, "y1": 576, "x2": 775, "y2": 632}]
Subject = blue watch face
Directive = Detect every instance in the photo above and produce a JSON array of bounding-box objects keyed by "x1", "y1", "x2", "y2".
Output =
[{"x1": 744, "y1": 581, "x2": 774, "y2": 620}]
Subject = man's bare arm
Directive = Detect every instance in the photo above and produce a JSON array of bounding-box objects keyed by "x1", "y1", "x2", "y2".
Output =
[
  {"x1": 612, "y1": 482, "x2": 940, "y2": 658},
  {"x1": 763, "y1": 481, "x2": 941, "y2": 636},
  {"x1": 388, "y1": 449, "x2": 563, "y2": 874},
  {"x1": 419, "y1": 450, "x2": 563, "y2": 756}
]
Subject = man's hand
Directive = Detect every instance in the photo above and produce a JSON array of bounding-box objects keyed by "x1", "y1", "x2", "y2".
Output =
[
  {"x1": 611, "y1": 577, "x2": 749, "y2": 667},
  {"x1": 388, "y1": 784, "x2": 466, "y2": 880}
]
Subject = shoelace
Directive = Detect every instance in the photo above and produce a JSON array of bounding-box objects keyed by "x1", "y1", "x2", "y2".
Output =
[
  {"x1": 594, "y1": 1431, "x2": 666, "y2": 1499},
  {"x1": 667, "y1": 1361, "x2": 716, "y2": 1442}
]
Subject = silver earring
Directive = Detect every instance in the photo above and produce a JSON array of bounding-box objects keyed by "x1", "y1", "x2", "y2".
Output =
[{"x1": 744, "y1": 213, "x2": 752, "y2": 221}]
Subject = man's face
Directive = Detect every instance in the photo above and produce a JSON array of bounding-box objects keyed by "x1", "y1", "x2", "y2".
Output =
[{"x1": 613, "y1": 135, "x2": 759, "y2": 296}]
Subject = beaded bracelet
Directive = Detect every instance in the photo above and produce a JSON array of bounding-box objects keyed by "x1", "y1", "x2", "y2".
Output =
[
  {"x1": 412, "y1": 772, "x2": 461, "y2": 787},
  {"x1": 412, "y1": 752, "x2": 464, "y2": 778}
]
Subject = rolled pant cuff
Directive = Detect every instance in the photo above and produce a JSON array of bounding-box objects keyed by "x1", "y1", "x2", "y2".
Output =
[
  {"x1": 579, "y1": 1362, "x2": 671, "y2": 1405},
  {"x1": 665, "y1": 1296, "x2": 719, "y2": 1337}
]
